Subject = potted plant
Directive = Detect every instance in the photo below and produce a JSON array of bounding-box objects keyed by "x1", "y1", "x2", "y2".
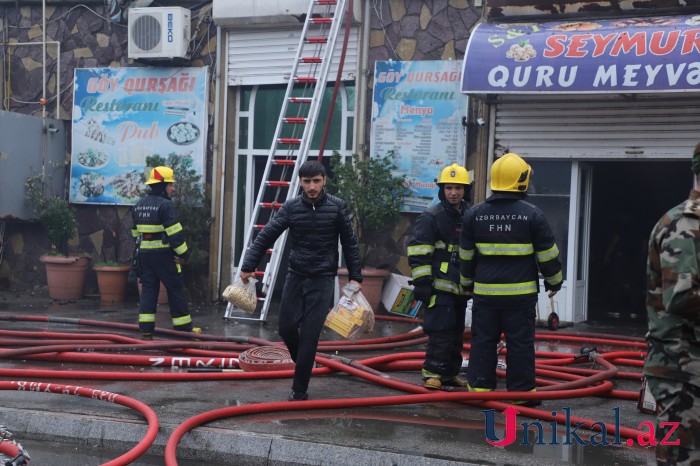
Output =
[
  {"x1": 26, "y1": 169, "x2": 88, "y2": 300},
  {"x1": 327, "y1": 151, "x2": 409, "y2": 310},
  {"x1": 93, "y1": 231, "x2": 132, "y2": 304}
]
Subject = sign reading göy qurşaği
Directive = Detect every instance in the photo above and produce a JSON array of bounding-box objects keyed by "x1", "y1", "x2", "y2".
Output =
[
  {"x1": 70, "y1": 67, "x2": 208, "y2": 205},
  {"x1": 371, "y1": 60, "x2": 467, "y2": 213}
]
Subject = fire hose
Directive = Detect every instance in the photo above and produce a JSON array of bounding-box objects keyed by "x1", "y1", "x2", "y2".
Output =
[{"x1": 0, "y1": 314, "x2": 650, "y2": 465}]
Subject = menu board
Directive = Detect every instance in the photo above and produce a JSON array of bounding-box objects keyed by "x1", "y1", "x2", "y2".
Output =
[
  {"x1": 371, "y1": 60, "x2": 467, "y2": 213},
  {"x1": 70, "y1": 67, "x2": 208, "y2": 205}
]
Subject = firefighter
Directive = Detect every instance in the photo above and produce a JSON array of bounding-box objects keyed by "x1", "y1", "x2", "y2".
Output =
[
  {"x1": 459, "y1": 153, "x2": 562, "y2": 404},
  {"x1": 408, "y1": 163, "x2": 472, "y2": 390},
  {"x1": 131, "y1": 166, "x2": 200, "y2": 339}
]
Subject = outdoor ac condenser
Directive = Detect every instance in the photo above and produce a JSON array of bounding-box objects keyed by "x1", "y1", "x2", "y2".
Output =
[{"x1": 128, "y1": 7, "x2": 191, "y2": 60}]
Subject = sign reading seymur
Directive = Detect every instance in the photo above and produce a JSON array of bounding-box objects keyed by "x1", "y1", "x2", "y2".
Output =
[{"x1": 461, "y1": 15, "x2": 700, "y2": 94}]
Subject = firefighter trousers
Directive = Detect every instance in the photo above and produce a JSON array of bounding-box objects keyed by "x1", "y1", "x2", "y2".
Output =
[
  {"x1": 422, "y1": 292, "x2": 466, "y2": 378},
  {"x1": 467, "y1": 305, "x2": 536, "y2": 392},
  {"x1": 138, "y1": 252, "x2": 193, "y2": 333}
]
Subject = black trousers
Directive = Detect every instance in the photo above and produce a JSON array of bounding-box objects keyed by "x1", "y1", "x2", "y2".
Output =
[
  {"x1": 278, "y1": 272, "x2": 335, "y2": 393},
  {"x1": 422, "y1": 292, "x2": 466, "y2": 378},
  {"x1": 467, "y1": 304, "x2": 536, "y2": 392},
  {"x1": 138, "y1": 252, "x2": 193, "y2": 333}
]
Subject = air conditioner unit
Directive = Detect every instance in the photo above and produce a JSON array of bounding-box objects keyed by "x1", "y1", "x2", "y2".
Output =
[{"x1": 128, "y1": 7, "x2": 191, "y2": 60}]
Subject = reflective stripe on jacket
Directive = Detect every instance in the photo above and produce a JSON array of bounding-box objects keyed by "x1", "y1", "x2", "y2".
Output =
[
  {"x1": 408, "y1": 200, "x2": 468, "y2": 296},
  {"x1": 131, "y1": 193, "x2": 188, "y2": 257},
  {"x1": 459, "y1": 192, "x2": 562, "y2": 309}
]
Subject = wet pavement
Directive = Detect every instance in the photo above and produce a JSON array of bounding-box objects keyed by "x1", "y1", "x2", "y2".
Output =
[{"x1": 0, "y1": 287, "x2": 656, "y2": 465}]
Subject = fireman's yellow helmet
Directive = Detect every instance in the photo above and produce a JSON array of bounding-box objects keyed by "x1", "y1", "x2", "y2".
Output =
[
  {"x1": 145, "y1": 166, "x2": 176, "y2": 185},
  {"x1": 437, "y1": 164, "x2": 470, "y2": 185},
  {"x1": 490, "y1": 153, "x2": 531, "y2": 192}
]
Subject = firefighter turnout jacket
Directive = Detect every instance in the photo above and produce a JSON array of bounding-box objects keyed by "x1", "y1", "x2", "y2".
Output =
[
  {"x1": 131, "y1": 193, "x2": 188, "y2": 258},
  {"x1": 459, "y1": 192, "x2": 562, "y2": 309},
  {"x1": 408, "y1": 199, "x2": 468, "y2": 296}
]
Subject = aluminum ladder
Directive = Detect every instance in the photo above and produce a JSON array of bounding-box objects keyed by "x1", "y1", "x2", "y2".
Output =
[{"x1": 224, "y1": 0, "x2": 348, "y2": 322}]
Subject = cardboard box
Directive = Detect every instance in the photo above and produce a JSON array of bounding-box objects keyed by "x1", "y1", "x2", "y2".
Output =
[{"x1": 381, "y1": 273, "x2": 420, "y2": 317}]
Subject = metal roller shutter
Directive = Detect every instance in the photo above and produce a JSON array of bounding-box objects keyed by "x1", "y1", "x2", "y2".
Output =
[
  {"x1": 227, "y1": 27, "x2": 359, "y2": 86},
  {"x1": 493, "y1": 94, "x2": 700, "y2": 160}
]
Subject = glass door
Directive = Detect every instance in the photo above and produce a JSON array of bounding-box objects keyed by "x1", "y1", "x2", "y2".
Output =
[{"x1": 572, "y1": 162, "x2": 592, "y2": 322}]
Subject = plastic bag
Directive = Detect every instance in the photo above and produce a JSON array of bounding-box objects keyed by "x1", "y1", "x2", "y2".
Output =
[
  {"x1": 222, "y1": 278, "x2": 258, "y2": 313},
  {"x1": 324, "y1": 282, "x2": 375, "y2": 340}
]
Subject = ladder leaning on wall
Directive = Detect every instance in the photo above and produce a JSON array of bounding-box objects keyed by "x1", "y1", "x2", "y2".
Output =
[{"x1": 224, "y1": 0, "x2": 349, "y2": 322}]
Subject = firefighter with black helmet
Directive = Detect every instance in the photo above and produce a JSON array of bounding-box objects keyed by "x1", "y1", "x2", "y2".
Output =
[
  {"x1": 408, "y1": 163, "x2": 472, "y2": 389},
  {"x1": 131, "y1": 166, "x2": 200, "y2": 339},
  {"x1": 459, "y1": 153, "x2": 562, "y2": 405}
]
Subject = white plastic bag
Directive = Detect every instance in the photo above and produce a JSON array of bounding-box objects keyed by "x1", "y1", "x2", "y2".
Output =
[
  {"x1": 324, "y1": 282, "x2": 375, "y2": 340},
  {"x1": 222, "y1": 278, "x2": 258, "y2": 313}
]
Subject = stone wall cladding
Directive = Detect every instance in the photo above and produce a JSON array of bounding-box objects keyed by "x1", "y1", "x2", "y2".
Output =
[{"x1": 0, "y1": 4, "x2": 217, "y2": 294}]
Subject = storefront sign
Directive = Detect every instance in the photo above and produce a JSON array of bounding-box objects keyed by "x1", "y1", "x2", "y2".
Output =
[
  {"x1": 70, "y1": 67, "x2": 208, "y2": 205},
  {"x1": 371, "y1": 60, "x2": 467, "y2": 213},
  {"x1": 462, "y1": 15, "x2": 700, "y2": 94}
]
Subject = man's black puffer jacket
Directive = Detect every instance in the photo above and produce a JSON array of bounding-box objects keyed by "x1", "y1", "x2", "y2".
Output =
[{"x1": 241, "y1": 190, "x2": 363, "y2": 282}]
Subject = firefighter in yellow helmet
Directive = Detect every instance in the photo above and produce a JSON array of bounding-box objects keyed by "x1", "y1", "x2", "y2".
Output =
[
  {"x1": 459, "y1": 153, "x2": 562, "y2": 405},
  {"x1": 408, "y1": 163, "x2": 472, "y2": 389},
  {"x1": 131, "y1": 166, "x2": 200, "y2": 338}
]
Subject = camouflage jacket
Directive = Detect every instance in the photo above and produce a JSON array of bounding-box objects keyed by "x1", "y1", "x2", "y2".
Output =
[{"x1": 644, "y1": 188, "x2": 700, "y2": 386}]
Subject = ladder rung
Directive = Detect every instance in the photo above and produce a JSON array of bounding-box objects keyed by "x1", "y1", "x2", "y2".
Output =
[
  {"x1": 278, "y1": 138, "x2": 301, "y2": 145},
  {"x1": 315, "y1": 0, "x2": 337, "y2": 5},
  {"x1": 283, "y1": 117, "x2": 307, "y2": 124},
  {"x1": 300, "y1": 57, "x2": 322, "y2": 63},
  {"x1": 305, "y1": 37, "x2": 328, "y2": 44},
  {"x1": 295, "y1": 77, "x2": 318, "y2": 84},
  {"x1": 289, "y1": 97, "x2": 313, "y2": 104},
  {"x1": 254, "y1": 224, "x2": 266, "y2": 229},
  {"x1": 266, "y1": 249, "x2": 273, "y2": 254},
  {"x1": 260, "y1": 202, "x2": 284, "y2": 209},
  {"x1": 310, "y1": 17, "x2": 333, "y2": 24},
  {"x1": 266, "y1": 181, "x2": 291, "y2": 187},
  {"x1": 273, "y1": 159, "x2": 296, "y2": 165}
]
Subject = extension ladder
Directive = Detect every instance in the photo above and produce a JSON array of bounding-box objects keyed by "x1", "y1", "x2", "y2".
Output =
[{"x1": 224, "y1": 0, "x2": 348, "y2": 322}]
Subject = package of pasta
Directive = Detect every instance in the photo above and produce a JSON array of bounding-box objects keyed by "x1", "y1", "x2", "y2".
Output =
[
  {"x1": 222, "y1": 278, "x2": 258, "y2": 313},
  {"x1": 324, "y1": 283, "x2": 374, "y2": 340}
]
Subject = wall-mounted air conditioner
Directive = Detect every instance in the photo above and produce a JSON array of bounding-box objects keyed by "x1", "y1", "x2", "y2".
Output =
[{"x1": 128, "y1": 7, "x2": 191, "y2": 60}]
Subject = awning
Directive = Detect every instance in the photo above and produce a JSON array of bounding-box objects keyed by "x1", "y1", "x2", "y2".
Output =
[{"x1": 461, "y1": 14, "x2": 700, "y2": 94}]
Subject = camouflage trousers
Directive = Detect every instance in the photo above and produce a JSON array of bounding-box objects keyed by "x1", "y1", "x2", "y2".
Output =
[{"x1": 647, "y1": 376, "x2": 700, "y2": 466}]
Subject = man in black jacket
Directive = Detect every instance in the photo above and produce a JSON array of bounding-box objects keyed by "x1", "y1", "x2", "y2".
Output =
[
  {"x1": 460, "y1": 153, "x2": 562, "y2": 405},
  {"x1": 408, "y1": 164, "x2": 472, "y2": 390},
  {"x1": 131, "y1": 166, "x2": 200, "y2": 339},
  {"x1": 240, "y1": 160, "x2": 363, "y2": 401}
]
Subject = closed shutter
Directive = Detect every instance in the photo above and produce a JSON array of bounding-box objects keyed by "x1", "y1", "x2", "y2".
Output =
[
  {"x1": 493, "y1": 94, "x2": 700, "y2": 160},
  {"x1": 227, "y1": 27, "x2": 359, "y2": 86}
]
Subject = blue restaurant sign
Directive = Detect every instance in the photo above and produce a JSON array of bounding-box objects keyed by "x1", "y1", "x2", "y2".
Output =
[{"x1": 461, "y1": 15, "x2": 700, "y2": 94}]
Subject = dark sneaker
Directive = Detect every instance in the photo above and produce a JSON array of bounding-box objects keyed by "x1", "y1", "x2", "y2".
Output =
[{"x1": 288, "y1": 391, "x2": 308, "y2": 401}]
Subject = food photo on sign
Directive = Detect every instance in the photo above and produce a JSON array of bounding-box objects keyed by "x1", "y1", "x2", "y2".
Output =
[{"x1": 69, "y1": 67, "x2": 208, "y2": 206}]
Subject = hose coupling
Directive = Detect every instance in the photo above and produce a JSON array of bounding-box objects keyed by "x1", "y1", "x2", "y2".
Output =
[{"x1": 579, "y1": 346, "x2": 600, "y2": 361}]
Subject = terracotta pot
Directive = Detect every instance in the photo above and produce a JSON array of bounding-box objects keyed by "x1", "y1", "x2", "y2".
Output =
[
  {"x1": 93, "y1": 265, "x2": 131, "y2": 304},
  {"x1": 40, "y1": 255, "x2": 89, "y2": 300},
  {"x1": 338, "y1": 267, "x2": 390, "y2": 312}
]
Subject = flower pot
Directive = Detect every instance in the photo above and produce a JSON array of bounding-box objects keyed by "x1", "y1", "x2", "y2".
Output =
[
  {"x1": 338, "y1": 267, "x2": 390, "y2": 312},
  {"x1": 93, "y1": 265, "x2": 131, "y2": 304},
  {"x1": 40, "y1": 255, "x2": 89, "y2": 300}
]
